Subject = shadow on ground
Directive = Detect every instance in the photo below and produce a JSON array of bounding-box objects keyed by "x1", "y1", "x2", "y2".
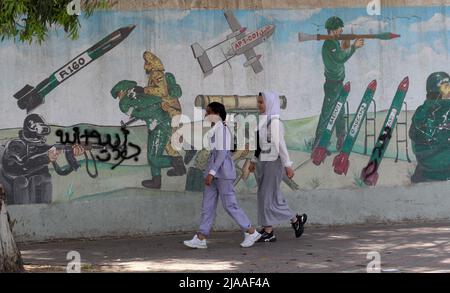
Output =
[{"x1": 19, "y1": 221, "x2": 450, "y2": 273}]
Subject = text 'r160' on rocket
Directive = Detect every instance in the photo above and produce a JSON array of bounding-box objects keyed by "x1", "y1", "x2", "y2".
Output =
[{"x1": 13, "y1": 25, "x2": 136, "y2": 113}]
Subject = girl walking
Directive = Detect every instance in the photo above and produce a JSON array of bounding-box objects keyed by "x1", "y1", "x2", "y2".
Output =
[
  {"x1": 184, "y1": 102, "x2": 261, "y2": 249},
  {"x1": 249, "y1": 91, "x2": 308, "y2": 242}
]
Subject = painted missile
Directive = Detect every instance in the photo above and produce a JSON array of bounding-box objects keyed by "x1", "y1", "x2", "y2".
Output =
[
  {"x1": 14, "y1": 25, "x2": 136, "y2": 112},
  {"x1": 204, "y1": 27, "x2": 248, "y2": 52},
  {"x1": 243, "y1": 55, "x2": 262, "y2": 67},
  {"x1": 360, "y1": 77, "x2": 409, "y2": 186},
  {"x1": 226, "y1": 27, "x2": 247, "y2": 40},
  {"x1": 298, "y1": 32, "x2": 401, "y2": 42},
  {"x1": 311, "y1": 82, "x2": 351, "y2": 166},
  {"x1": 333, "y1": 80, "x2": 377, "y2": 176}
]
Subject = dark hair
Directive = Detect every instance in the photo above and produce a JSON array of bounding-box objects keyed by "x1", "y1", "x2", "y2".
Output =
[{"x1": 207, "y1": 102, "x2": 227, "y2": 122}]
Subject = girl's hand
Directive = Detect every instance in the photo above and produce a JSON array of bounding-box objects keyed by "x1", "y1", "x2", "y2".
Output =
[
  {"x1": 205, "y1": 174, "x2": 214, "y2": 186},
  {"x1": 248, "y1": 162, "x2": 256, "y2": 173},
  {"x1": 285, "y1": 167, "x2": 295, "y2": 179}
]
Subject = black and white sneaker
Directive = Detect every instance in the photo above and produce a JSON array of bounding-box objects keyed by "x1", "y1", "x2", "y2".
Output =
[
  {"x1": 291, "y1": 213, "x2": 308, "y2": 238},
  {"x1": 257, "y1": 230, "x2": 277, "y2": 243}
]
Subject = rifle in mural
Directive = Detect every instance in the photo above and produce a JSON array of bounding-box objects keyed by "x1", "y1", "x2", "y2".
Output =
[
  {"x1": 298, "y1": 32, "x2": 400, "y2": 42},
  {"x1": 333, "y1": 80, "x2": 377, "y2": 175},
  {"x1": 311, "y1": 82, "x2": 351, "y2": 166},
  {"x1": 360, "y1": 77, "x2": 409, "y2": 186},
  {"x1": 52, "y1": 142, "x2": 108, "y2": 179},
  {"x1": 13, "y1": 25, "x2": 136, "y2": 113}
]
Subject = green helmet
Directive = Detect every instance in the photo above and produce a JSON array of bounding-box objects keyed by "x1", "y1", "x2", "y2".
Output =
[
  {"x1": 325, "y1": 16, "x2": 344, "y2": 31},
  {"x1": 426, "y1": 72, "x2": 450, "y2": 94},
  {"x1": 111, "y1": 80, "x2": 137, "y2": 98}
]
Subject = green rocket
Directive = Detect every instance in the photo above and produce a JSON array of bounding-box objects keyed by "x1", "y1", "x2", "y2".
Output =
[
  {"x1": 13, "y1": 25, "x2": 136, "y2": 112},
  {"x1": 312, "y1": 82, "x2": 351, "y2": 166},
  {"x1": 360, "y1": 77, "x2": 410, "y2": 186},
  {"x1": 333, "y1": 80, "x2": 377, "y2": 175}
]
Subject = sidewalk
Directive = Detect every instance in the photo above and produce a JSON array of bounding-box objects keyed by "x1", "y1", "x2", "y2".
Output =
[{"x1": 19, "y1": 221, "x2": 450, "y2": 273}]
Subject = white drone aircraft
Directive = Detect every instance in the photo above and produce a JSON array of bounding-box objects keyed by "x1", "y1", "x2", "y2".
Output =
[{"x1": 191, "y1": 10, "x2": 275, "y2": 76}]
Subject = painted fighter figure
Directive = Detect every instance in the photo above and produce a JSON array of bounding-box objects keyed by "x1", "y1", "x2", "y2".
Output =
[
  {"x1": 409, "y1": 72, "x2": 450, "y2": 183},
  {"x1": 143, "y1": 51, "x2": 195, "y2": 166},
  {"x1": 314, "y1": 17, "x2": 364, "y2": 151},
  {"x1": 0, "y1": 114, "x2": 84, "y2": 205},
  {"x1": 111, "y1": 80, "x2": 185, "y2": 189}
]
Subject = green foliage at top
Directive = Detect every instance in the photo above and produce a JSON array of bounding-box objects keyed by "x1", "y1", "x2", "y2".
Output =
[{"x1": 0, "y1": 0, "x2": 112, "y2": 43}]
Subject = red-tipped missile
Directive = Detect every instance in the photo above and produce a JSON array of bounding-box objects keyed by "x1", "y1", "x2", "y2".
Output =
[
  {"x1": 312, "y1": 82, "x2": 351, "y2": 166},
  {"x1": 360, "y1": 77, "x2": 409, "y2": 186},
  {"x1": 333, "y1": 80, "x2": 378, "y2": 176}
]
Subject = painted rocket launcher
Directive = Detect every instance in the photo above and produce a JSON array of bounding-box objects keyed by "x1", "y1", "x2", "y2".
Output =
[
  {"x1": 13, "y1": 25, "x2": 136, "y2": 112},
  {"x1": 333, "y1": 80, "x2": 377, "y2": 175},
  {"x1": 312, "y1": 82, "x2": 351, "y2": 166},
  {"x1": 360, "y1": 77, "x2": 409, "y2": 186},
  {"x1": 298, "y1": 32, "x2": 401, "y2": 42}
]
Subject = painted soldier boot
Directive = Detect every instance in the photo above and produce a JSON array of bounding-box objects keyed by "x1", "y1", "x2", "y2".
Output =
[
  {"x1": 167, "y1": 156, "x2": 187, "y2": 176},
  {"x1": 142, "y1": 176, "x2": 162, "y2": 189}
]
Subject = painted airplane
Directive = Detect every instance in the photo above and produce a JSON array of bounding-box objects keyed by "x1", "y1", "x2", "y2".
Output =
[{"x1": 191, "y1": 10, "x2": 275, "y2": 76}]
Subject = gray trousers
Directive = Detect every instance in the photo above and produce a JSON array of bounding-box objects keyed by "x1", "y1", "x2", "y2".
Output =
[
  {"x1": 198, "y1": 178, "x2": 251, "y2": 237},
  {"x1": 257, "y1": 158, "x2": 295, "y2": 227}
]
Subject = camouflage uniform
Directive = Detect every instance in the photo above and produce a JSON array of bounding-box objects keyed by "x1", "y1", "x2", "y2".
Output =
[
  {"x1": 143, "y1": 51, "x2": 184, "y2": 158},
  {"x1": 111, "y1": 80, "x2": 185, "y2": 189},
  {"x1": 409, "y1": 72, "x2": 450, "y2": 183}
]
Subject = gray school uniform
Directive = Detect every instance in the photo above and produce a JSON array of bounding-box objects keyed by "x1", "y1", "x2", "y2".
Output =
[
  {"x1": 254, "y1": 93, "x2": 296, "y2": 227},
  {"x1": 256, "y1": 158, "x2": 295, "y2": 226},
  {"x1": 198, "y1": 122, "x2": 251, "y2": 237}
]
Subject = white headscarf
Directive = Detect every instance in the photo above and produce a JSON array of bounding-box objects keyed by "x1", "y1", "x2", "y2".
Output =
[
  {"x1": 256, "y1": 91, "x2": 293, "y2": 167},
  {"x1": 258, "y1": 91, "x2": 280, "y2": 132},
  {"x1": 261, "y1": 91, "x2": 281, "y2": 116}
]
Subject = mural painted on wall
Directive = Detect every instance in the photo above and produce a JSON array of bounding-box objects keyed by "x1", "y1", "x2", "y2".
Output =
[{"x1": 0, "y1": 6, "x2": 449, "y2": 205}]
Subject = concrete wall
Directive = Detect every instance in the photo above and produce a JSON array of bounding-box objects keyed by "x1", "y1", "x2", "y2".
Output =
[
  {"x1": 1, "y1": 1, "x2": 450, "y2": 242},
  {"x1": 8, "y1": 180, "x2": 450, "y2": 242}
]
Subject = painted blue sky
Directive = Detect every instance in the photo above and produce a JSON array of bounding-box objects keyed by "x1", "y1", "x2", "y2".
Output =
[
  {"x1": 0, "y1": 6, "x2": 449, "y2": 128},
  {"x1": 45, "y1": 6, "x2": 448, "y2": 50}
]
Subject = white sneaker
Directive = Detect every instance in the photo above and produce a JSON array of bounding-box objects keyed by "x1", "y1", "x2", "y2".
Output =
[
  {"x1": 183, "y1": 235, "x2": 207, "y2": 249},
  {"x1": 240, "y1": 231, "x2": 262, "y2": 248}
]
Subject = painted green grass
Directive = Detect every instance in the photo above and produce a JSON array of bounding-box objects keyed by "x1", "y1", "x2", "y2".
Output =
[
  {"x1": 0, "y1": 112, "x2": 417, "y2": 202},
  {"x1": 1, "y1": 111, "x2": 417, "y2": 168},
  {"x1": 284, "y1": 110, "x2": 416, "y2": 162}
]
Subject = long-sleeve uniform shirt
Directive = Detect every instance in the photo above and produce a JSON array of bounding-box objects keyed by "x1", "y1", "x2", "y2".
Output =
[
  {"x1": 253, "y1": 118, "x2": 293, "y2": 168},
  {"x1": 322, "y1": 40, "x2": 356, "y2": 81},
  {"x1": 204, "y1": 122, "x2": 236, "y2": 180}
]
